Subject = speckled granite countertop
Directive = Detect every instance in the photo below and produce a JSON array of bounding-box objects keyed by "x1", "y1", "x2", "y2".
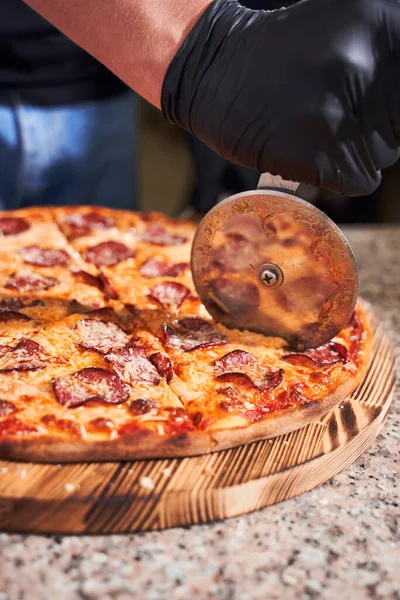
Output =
[{"x1": 0, "y1": 226, "x2": 399, "y2": 600}]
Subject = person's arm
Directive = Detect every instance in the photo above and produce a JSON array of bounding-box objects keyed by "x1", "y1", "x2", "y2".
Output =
[{"x1": 23, "y1": 0, "x2": 212, "y2": 107}]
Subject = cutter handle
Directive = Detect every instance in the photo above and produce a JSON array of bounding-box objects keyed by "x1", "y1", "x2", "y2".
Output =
[{"x1": 257, "y1": 172, "x2": 319, "y2": 204}]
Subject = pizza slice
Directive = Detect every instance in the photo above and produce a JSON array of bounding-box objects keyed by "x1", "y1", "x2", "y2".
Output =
[{"x1": 156, "y1": 303, "x2": 371, "y2": 449}]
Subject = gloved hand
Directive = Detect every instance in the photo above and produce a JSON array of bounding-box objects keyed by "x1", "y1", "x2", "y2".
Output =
[{"x1": 162, "y1": 0, "x2": 400, "y2": 196}]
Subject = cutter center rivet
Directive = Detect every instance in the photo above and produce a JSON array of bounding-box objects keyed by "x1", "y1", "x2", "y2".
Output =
[{"x1": 258, "y1": 263, "x2": 284, "y2": 289}]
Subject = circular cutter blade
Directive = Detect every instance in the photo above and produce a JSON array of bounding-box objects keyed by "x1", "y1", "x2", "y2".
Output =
[{"x1": 190, "y1": 190, "x2": 358, "y2": 350}]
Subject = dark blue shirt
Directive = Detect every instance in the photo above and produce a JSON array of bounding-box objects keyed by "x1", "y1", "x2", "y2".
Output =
[{"x1": 0, "y1": 0, "x2": 126, "y2": 105}]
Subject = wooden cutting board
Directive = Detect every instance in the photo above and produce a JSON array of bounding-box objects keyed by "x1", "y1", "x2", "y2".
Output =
[{"x1": 0, "y1": 315, "x2": 395, "y2": 534}]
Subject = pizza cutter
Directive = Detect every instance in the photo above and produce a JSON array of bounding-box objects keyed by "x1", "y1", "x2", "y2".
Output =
[{"x1": 190, "y1": 173, "x2": 358, "y2": 351}]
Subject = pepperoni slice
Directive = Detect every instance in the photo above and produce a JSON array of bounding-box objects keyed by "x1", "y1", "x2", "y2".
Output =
[
  {"x1": 0, "y1": 309, "x2": 31, "y2": 322},
  {"x1": 284, "y1": 341, "x2": 348, "y2": 368},
  {"x1": 53, "y1": 367, "x2": 130, "y2": 408},
  {"x1": 83, "y1": 241, "x2": 134, "y2": 267},
  {"x1": 140, "y1": 258, "x2": 189, "y2": 278},
  {"x1": 306, "y1": 342, "x2": 348, "y2": 365},
  {"x1": 149, "y1": 282, "x2": 190, "y2": 309},
  {"x1": 140, "y1": 258, "x2": 168, "y2": 278},
  {"x1": 105, "y1": 345, "x2": 161, "y2": 386},
  {"x1": 0, "y1": 338, "x2": 47, "y2": 372},
  {"x1": 214, "y1": 349, "x2": 254, "y2": 370},
  {"x1": 0, "y1": 217, "x2": 29, "y2": 236},
  {"x1": 19, "y1": 245, "x2": 69, "y2": 267},
  {"x1": 213, "y1": 349, "x2": 284, "y2": 391},
  {"x1": 0, "y1": 416, "x2": 37, "y2": 435},
  {"x1": 5, "y1": 271, "x2": 58, "y2": 292},
  {"x1": 212, "y1": 277, "x2": 260, "y2": 311},
  {"x1": 163, "y1": 318, "x2": 227, "y2": 352},
  {"x1": 348, "y1": 311, "x2": 363, "y2": 338},
  {"x1": 75, "y1": 318, "x2": 129, "y2": 354},
  {"x1": 149, "y1": 352, "x2": 174, "y2": 382},
  {"x1": 166, "y1": 262, "x2": 189, "y2": 277},
  {"x1": 142, "y1": 224, "x2": 187, "y2": 246},
  {"x1": 0, "y1": 399, "x2": 18, "y2": 416},
  {"x1": 275, "y1": 383, "x2": 309, "y2": 412},
  {"x1": 281, "y1": 354, "x2": 318, "y2": 369},
  {"x1": 62, "y1": 211, "x2": 115, "y2": 237}
]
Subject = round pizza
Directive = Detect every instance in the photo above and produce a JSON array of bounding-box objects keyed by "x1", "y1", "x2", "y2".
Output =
[{"x1": 0, "y1": 206, "x2": 372, "y2": 462}]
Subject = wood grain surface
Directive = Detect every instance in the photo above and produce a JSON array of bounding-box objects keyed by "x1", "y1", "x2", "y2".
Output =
[{"x1": 0, "y1": 315, "x2": 395, "y2": 535}]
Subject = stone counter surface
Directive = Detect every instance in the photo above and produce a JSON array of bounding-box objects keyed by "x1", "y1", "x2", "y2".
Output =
[{"x1": 0, "y1": 227, "x2": 398, "y2": 600}]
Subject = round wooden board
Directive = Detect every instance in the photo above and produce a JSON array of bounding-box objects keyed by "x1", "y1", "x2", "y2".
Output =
[{"x1": 0, "y1": 319, "x2": 395, "y2": 535}]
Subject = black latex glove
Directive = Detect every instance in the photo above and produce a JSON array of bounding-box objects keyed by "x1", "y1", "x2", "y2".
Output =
[{"x1": 162, "y1": 0, "x2": 400, "y2": 196}]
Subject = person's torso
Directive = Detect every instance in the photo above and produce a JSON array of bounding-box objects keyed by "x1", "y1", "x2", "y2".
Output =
[{"x1": 0, "y1": 0, "x2": 127, "y2": 105}]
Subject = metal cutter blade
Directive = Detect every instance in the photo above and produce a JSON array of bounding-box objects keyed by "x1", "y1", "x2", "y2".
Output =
[{"x1": 190, "y1": 173, "x2": 358, "y2": 350}]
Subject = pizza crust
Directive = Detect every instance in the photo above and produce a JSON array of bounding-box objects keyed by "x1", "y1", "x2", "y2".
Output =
[
  {"x1": 0, "y1": 368, "x2": 365, "y2": 462},
  {"x1": 0, "y1": 428, "x2": 212, "y2": 462}
]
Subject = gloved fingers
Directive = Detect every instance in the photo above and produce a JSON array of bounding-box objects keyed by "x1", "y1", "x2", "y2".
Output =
[
  {"x1": 253, "y1": 110, "x2": 383, "y2": 196},
  {"x1": 316, "y1": 142, "x2": 382, "y2": 197},
  {"x1": 261, "y1": 145, "x2": 382, "y2": 198},
  {"x1": 366, "y1": 129, "x2": 400, "y2": 172}
]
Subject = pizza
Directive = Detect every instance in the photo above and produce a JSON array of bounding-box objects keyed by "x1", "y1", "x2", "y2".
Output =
[{"x1": 0, "y1": 206, "x2": 372, "y2": 462}]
